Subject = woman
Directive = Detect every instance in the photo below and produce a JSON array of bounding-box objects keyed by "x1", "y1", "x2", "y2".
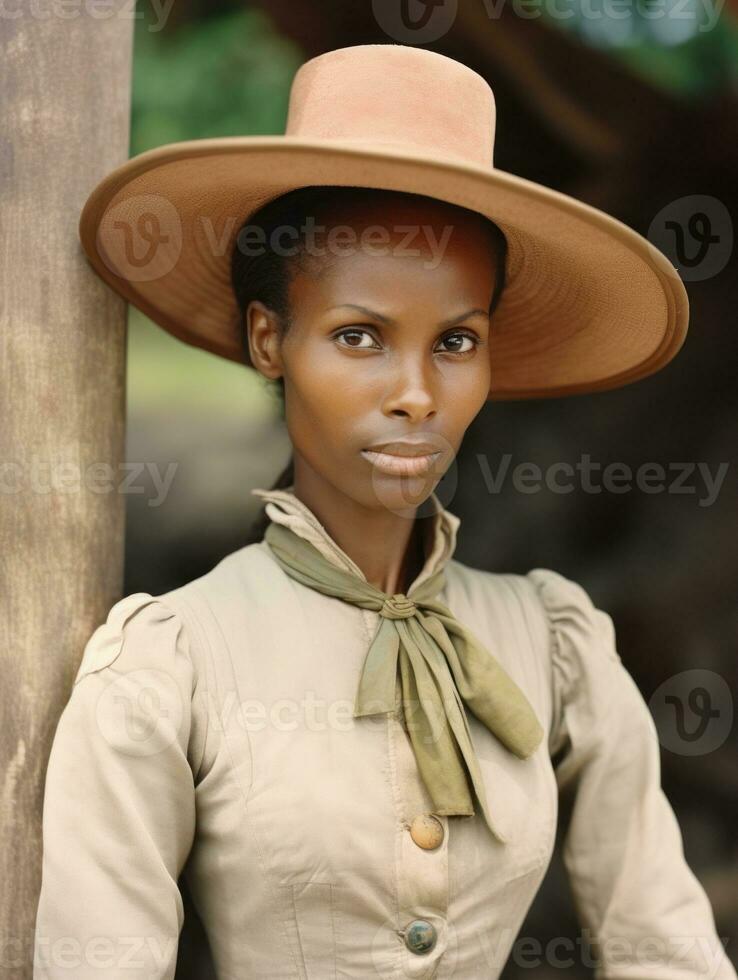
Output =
[{"x1": 35, "y1": 44, "x2": 735, "y2": 979}]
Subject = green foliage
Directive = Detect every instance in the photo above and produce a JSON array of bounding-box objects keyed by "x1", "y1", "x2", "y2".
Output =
[
  {"x1": 613, "y1": 17, "x2": 738, "y2": 97},
  {"x1": 127, "y1": 308, "x2": 278, "y2": 419},
  {"x1": 127, "y1": 5, "x2": 301, "y2": 413},
  {"x1": 539, "y1": 0, "x2": 738, "y2": 97},
  {"x1": 130, "y1": 6, "x2": 302, "y2": 155}
]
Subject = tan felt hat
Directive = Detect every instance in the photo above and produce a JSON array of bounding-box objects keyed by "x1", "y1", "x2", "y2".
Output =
[{"x1": 78, "y1": 42, "x2": 688, "y2": 400}]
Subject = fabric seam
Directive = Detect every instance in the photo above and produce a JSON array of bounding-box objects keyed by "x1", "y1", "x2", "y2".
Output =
[{"x1": 191, "y1": 580, "x2": 303, "y2": 980}]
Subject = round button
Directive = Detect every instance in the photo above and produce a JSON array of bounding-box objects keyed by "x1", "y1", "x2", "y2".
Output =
[
  {"x1": 409, "y1": 814, "x2": 444, "y2": 850},
  {"x1": 404, "y1": 919, "x2": 437, "y2": 955}
]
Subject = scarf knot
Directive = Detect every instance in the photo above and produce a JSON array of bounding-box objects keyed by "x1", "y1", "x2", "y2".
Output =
[
  {"x1": 381, "y1": 593, "x2": 417, "y2": 619},
  {"x1": 263, "y1": 518, "x2": 545, "y2": 844}
]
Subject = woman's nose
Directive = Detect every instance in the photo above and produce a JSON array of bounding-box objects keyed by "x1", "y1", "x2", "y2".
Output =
[{"x1": 381, "y1": 358, "x2": 438, "y2": 421}]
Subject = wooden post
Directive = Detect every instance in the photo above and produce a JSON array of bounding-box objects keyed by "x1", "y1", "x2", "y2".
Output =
[{"x1": 0, "y1": 6, "x2": 133, "y2": 976}]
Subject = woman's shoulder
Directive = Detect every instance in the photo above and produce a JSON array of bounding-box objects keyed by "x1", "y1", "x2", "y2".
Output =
[
  {"x1": 173, "y1": 538, "x2": 281, "y2": 599},
  {"x1": 85, "y1": 541, "x2": 284, "y2": 669},
  {"x1": 445, "y1": 559, "x2": 621, "y2": 671},
  {"x1": 447, "y1": 556, "x2": 597, "y2": 605},
  {"x1": 447, "y1": 560, "x2": 625, "y2": 760},
  {"x1": 71, "y1": 541, "x2": 272, "y2": 685},
  {"x1": 73, "y1": 591, "x2": 191, "y2": 685},
  {"x1": 77, "y1": 535, "x2": 325, "y2": 689},
  {"x1": 71, "y1": 575, "x2": 232, "y2": 780}
]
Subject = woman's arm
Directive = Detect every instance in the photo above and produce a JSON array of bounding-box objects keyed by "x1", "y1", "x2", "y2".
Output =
[
  {"x1": 33, "y1": 593, "x2": 201, "y2": 980},
  {"x1": 528, "y1": 568, "x2": 736, "y2": 980}
]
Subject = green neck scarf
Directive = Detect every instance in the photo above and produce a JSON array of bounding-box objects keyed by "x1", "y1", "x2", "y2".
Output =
[{"x1": 264, "y1": 519, "x2": 544, "y2": 843}]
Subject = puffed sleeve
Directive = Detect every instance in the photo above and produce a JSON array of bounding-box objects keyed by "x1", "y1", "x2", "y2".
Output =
[
  {"x1": 527, "y1": 567, "x2": 736, "y2": 980},
  {"x1": 33, "y1": 592, "x2": 201, "y2": 979}
]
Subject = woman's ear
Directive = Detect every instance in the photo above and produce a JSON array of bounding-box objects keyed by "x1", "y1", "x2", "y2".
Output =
[{"x1": 245, "y1": 300, "x2": 284, "y2": 380}]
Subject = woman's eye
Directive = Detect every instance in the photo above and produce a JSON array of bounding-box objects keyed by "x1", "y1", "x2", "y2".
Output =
[
  {"x1": 335, "y1": 328, "x2": 380, "y2": 349},
  {"x1": 334, "y1": 328, "x2": 478, "y2": 353},
  {"x1": 437, "y1": 332, "x2": 478, "y2": 354}
]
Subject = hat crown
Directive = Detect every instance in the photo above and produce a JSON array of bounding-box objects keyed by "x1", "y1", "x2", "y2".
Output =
[{"x1": 284, "y1": 44, "x2": 496, "y2": 168}]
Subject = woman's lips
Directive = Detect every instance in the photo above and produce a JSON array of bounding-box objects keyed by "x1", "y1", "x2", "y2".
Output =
[{"x1": 360, "y1": 448, "x2": 442, "y2": 476}]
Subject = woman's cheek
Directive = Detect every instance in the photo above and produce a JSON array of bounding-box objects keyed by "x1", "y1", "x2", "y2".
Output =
[{"x1": 442, "y1": 365, "x2": 488, "y2": 412}]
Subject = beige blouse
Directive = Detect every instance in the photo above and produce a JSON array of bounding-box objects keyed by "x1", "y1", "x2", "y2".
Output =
[{"x1": 34, "y1": 487, "x2": 735, "y2": 979}]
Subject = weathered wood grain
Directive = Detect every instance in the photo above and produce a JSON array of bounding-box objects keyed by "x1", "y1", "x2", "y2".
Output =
[{"x1": 1, "y1": 6, "x2": 133, "y2": 976}]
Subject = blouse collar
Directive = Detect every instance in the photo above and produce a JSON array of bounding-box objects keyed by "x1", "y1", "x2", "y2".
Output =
[{"x1": 250, "y1": 484, "x2": 460, "y2": 593}]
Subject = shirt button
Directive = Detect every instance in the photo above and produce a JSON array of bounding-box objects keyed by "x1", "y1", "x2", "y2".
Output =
[
  {"x1": 409, "y1": 814, "x2": 444, "y2": 850},
  {"x1": 403, "y1": 919, "x2": 437, "y2": 955}
]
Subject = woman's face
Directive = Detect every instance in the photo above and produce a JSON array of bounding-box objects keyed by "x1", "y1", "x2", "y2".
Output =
[{"x1": 255, "y1": 196, "x2": 499, "y2": 513}]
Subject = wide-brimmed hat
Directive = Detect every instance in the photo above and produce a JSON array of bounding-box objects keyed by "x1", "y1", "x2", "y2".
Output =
[{"x1": 78, "y1": 42, "x2": 688, "y2": 400}]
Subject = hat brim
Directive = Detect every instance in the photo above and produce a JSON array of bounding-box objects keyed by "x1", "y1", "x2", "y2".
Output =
[{"x1": 79, "y1": 136, "x2": 688, "y2": 400}]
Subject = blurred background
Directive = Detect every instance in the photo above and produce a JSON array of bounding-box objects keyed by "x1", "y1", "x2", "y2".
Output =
[{"x1": 123, "y1": 1, "x2": 738, "y2": 976}]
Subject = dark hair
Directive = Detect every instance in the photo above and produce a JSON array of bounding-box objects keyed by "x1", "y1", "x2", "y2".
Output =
[{"x1": 232, "y1": 185, "x2": 508, "y2": 543}]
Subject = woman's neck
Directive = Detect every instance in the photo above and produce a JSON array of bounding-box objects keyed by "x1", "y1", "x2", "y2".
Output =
[{"x1": 291, "y1": 465, "x2": 429, "y2": 595}]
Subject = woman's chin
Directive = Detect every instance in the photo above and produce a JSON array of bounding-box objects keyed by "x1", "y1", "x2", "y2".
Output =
[{"x1": 363, "y1": 470, "x2": 442, "y2": 514}]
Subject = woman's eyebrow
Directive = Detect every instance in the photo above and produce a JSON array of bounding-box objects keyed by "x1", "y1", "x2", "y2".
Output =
[{"x1": 327, "y1": 304, "x2": 489, "y2": 327}]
